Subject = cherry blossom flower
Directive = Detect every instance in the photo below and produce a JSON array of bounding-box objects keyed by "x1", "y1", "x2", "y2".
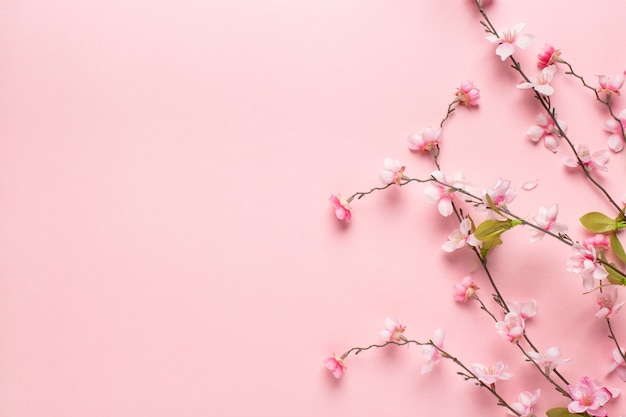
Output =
[
  {"x1": 595, "y1": 289, "x2": 625, "y2": 319},
  {"x1": 517, "y1": 65, "x2": 557, "y2": 96},
  {"x1": 538, "y1": 43, "x2": 562, "y2": 68},
  {"x1": 421, "y1": 328, "x2": 445, "y2": 374},
  {"x1": 442, "y1": 218, "x2": 480, "y2": 252},
  {"x1": 568, "y1": 377, "x2": 619, "y2": 417},
  {"x1": 482, "y1": 177, "x2": 516, "y2": 209},
  {"x1": 564, "y1": 144, "x2": 609, "y2": 172},
  {"x1": 472, "y1": 361, "x2": 513, "y2": 385},
  {"x1": 507, "y1": 389, "x2": 541, "y2": 417},
  {"x1": 603, "y1": 109, "x2": 626, "y2": 153},
  {"x1": 607, "y1": 348, "x2": 626, "y2": 382},
  {"x1": 527, "y1": 346, "x2": 571, "y2": 374},
  {"x1": 407, "y1": 127, "x2": 442, "y2": 152},
  {"x1": 583, "y1": 234, "x2": 610, "y2": 253},
  {"x1": 597, "y1": 73, "x2": 626, "y2": 96},
  {"x1": 486, "y1": 23, "x2": 535, "y2": 61},
  {"x1": 526, "y1": 112, "x2": 567, "y2": 153},
  {"x1": 453, "y1": 275, "x2": 479, "y2": 302},
  {"x1": 323, "y1": 354, "x2": 346, "y2": 379},
  {"x1": 379, "y1": 157, "x2": 407, "y2": 185},
  {"x1": 424, "y1": 171, "x2": 465, "y2": 217},
  {"x1": 329, "y1": 194, "x2": 352, "y2": 223},
  {"x1": 379, "y1": 317, "x2": 407, "y2": 342},
  {"x1": 496, "y1": 311, "x2": 525, "y2": 342},
  {"x1": 507, "y1": 299, "x2": 538, "y2": 320},
  {"x1": 456, "y1": 80, "x2": 480, "y2": 106},
  {"x1": 530, "y1": 204, "x2": 568, "y2": 243},
  {"x1": 566, "y1": 243, "x2": 608, "y2": 290}
]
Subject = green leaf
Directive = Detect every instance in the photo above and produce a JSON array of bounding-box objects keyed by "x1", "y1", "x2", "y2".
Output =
[
  {"x1": 580, "y1": 212, "x2": 617, "y2": 233},
  {"x1": 474, "y1": 220, "x2": 513, "y2": 241},
  {"x1": 605, "y1": 263, "x2": 626, "y2": 285},
  {"x1": 484, "y1": 194, "x2": 504, "y2": 217},
  {"x1": 610, "y1": 233, "x2": 626, "y2": 263},
  {"x1": 545, "y1": 407, "x2": 582, "y2": 417}
]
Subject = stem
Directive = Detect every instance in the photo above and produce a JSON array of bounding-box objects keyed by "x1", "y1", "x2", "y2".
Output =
[{"x1": 607, "y1": 318, "x2": 626, "y2": 363}]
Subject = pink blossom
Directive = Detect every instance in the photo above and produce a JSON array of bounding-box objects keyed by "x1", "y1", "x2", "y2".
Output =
[
  {"x1": 482, "y1": 177, "x2": 516, "y2": 209},
  {"x1": 486, "y1": 23, "x2": 535, "y2": 61},
  {"x1": 607, "y1": 348, "x2": 626, "y2": 382},
  {"x1": 527, "y1": 347, "x2": 571, "y2": 374},
  {"x1": 566, "y1": 243, "x2": 608, "y2": 290},
  {"x1": 526, "y1": 112, "x2": 567, "y2": 153},
  {"x1": 379, "y1": 157, "x2": 407, "y2": 185},
  {"x1": 472, "y1": 361, "x2": 513, "y2": 385},
  {"x1": 379, "y1": 317, "x2": 407, "y2": 342},
  {"x1": 421, "y1": 328, "x2": 445, "y2": 374},
  {"x1": 583, "y1": 234, "x2": 610, "y2": 252},
  {"x1": 442, "y1": 218, "x2": 480, "y2": 252},
  {"x1": 456, "y1": 80, "x2": 480, "y2": 106},
  {"x1": 329, "y1": 194, "x2": 352, "y2": 223},
  {"x1": 517, "y1": 65, "x2": 557, "y2": 96},
  {"x1": 496, "y1": 311, "x2": 525, "y2": 342},
  {"x1": 407, "y1": 127, "x2": 442, "y2": 152},
  {"x1": 564, "y1": 144, "x2": 609, "y2": 172},
  {"x1": 530, "y1": 204, "x2": 568, "y2": 243},
  {"x1": 568, "y1": 377, "x2": 619, "y2": 417},
  {"x1": 597, "y1": 73, "x2": 626, "y2": 96},
  {"x1": 424, "y1": 171, "x2": 465, "y2": 217},
  {"x1": 507, "y1": 299, "x2": 538, "y2": 320},
  {"x1": 507, "y1": 389, "x2": 541, "y2": 417},
  {"x1": 453, "y1": 275, "x2": 479, "y2": 302},
  {"x1": 595, "y1": 289, "x2": 625, "y2": 319},
  {"x1": 323, "y1": 354, "x2": 346, "y2": 379},
  {"x1": 603, "y1": 109, "x2": 626, "y2": 153},
  {"x1": 538, "y1": 43, "x2": 562, "y2": 68}
]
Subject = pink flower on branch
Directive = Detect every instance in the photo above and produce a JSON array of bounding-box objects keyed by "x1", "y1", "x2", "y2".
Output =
[
  {"x1": 496, "y1": 311, "x2": 525, "y2": 342},
  {"x1": 379, "y1": 157, "x2": 407, "y2": 185},
  {"x1": 567, "y1": 377, "x2": 619, "y2": 417},
  {"x1": 407, "y1": 127, "x2": 442, "y2": 152},
  {"x1": 583, "y1": 234, "x2": 610, "y2": 252},
  {"x1": 323, "y1": 354, "x2": 347, "y2": 379},
  {"x1": 538, "y1": 43, "x2": 562, "y2": 68},
  {"x1": 486, "y1": 23, "x2": 535, "y2": 61},
  {"x1": 564, "y1": 144, "x2": 609, "y2": 172},
  {"x1": 607, "y1": 348, "x2": 626, "y2": 382},
  {"x1": 530, "y1": 204, "x2": 568, "y2": 243},
  {"x1": 453, "y1": 275, "x2": 479, "y2": 302},
  {"x1": 329, "y1": 194, "x2": 352, "y2": 223},
  {"x1": 482, "y1": 177, "x2": 516, "y2": 209},
  {"x1": 379, "y1": 317, "x2": 407, "y2": 342},
  {"x1": 507, "y1": 389, "x2": 541, "y2": 417},
  {"x1": 472, "y1": 361, "x2": 513, "y2": 385},
  {"x1": 421, "y1": 328, "x2": 445, "y2": 375},
  {"x1": 442, "y1": 218, "x2": 480, "y2": 252},
  {"x1": 526, "y1": 112, "x2": 567, "y2": 153},
  {"x1": 603, "y1": 109, "x2": 626, "y2": 153},
  {"x1": 456, "y1": 80, "x2": 480, "y2": 107},
  {"x1": 527, "y1": 346, "x2": 571, "y2": 374},
  {"x1": 566, "y1": 243, "x2": 608, "y2": 291},
  {"x1": 595, "y1": 289, "x2": 625, "y2": 319},
  {"x1": 424, "y1": 171, "x2": 466, "y2": 217},
  {"x1": 507, "y1": 299, "x2": 538, "y2": 320},
  {"x1": 597, "y1": 73, "x2": 626, "y2": 96},
  {"x1": 517, "y1": 65, "x2": 557, "y2": 96}
]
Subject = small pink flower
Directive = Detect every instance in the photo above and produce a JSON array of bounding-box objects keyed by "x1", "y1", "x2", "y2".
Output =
[
  {"x1": 507, "y1": 299, "x2": 538, "y2": 320},
  {"x1": 568, "y1": 377, "x2": 619, "y2": 417},
  {"x1": 329, "y1": 194, "x2": 352, "y2": 223},
  {"x1": 379, "y1": 157, "x2": 407, "y2": 185},
  {"x1": 566, "y1": 243, "x2": 608, "y2": 291},
  {"x1": 530, "y1": 204, "x2": 568, "y2": 243},
  {"x1": 483, "y1": 177, "x2": 516, "y2": 209},
  {"x1": 603, "y1": 109, "x2": 626, "y2": 153},
  {"x1": 597, "y1": 73, "x2": 626, "y2": 96},
  {"x1": 538, "y1": 43, "x2": 562, "y2": 68},
  {"x1": 421, "y1": 328, "x2": 445, "y2": 374},
  {"x1": 507, "y1": 389, "x2": 541, "y2": 417},
  {"x1": 453, "y1": 275, "x2": 479, "y2": 302},
  {"x1": 424, "y1": 171, "x2": 465, "y2": 217},
  {"x1": 517, "y1": 65, "x2": 557, "y2": 96},
  {"x1": 583, "y1": 234, "x2": 610, "y2": 252},
  {"x1": 442, "y1": 218, "x2": 480, "y2": 252},
  {"x1": 472, "y1": 361, "x2": 513, "y2": 385},
  {"x1": 323, "y1": 354, "x2": 346, "y2": 379},
  {"x1": 379, "y1": 317, "x2": 407, "y2": 342},
  {"x1": 607, "y1": 348, "x2": 626, "y2": 382},
  {"x1": 456, "y1": 80, "x2": 480, "y2": 106},
  {"x1": 496, "y1": 311, "x2": 525, "y2": 342},
  {"x1": 527, "y1": 347, "x2": 571, "y2": 374},
  {"x1": 407, "y1": 127, "x2": 442, "y2": 152},
  {"x1": 564, "y1": 144, "x2": 609, "y2": 172},
  {"x1": 596, "y1": 289, "x2": 625, "y2": 319},
  {"x1": 486, "y1": 23, "x2": 535, "y2": 61},
  {"x1": 526, "y1": 112, "x2": 567, "y2": 153}
]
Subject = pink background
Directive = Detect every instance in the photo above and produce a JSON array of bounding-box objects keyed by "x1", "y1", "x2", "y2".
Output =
[{"x1": 2, "y1": 0, "x2": 626, "y2": 415}]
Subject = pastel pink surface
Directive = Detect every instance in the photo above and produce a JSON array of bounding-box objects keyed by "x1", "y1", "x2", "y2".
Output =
[{"x1": 1, "y1": 0, "x2": 626, "y2": 416}]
